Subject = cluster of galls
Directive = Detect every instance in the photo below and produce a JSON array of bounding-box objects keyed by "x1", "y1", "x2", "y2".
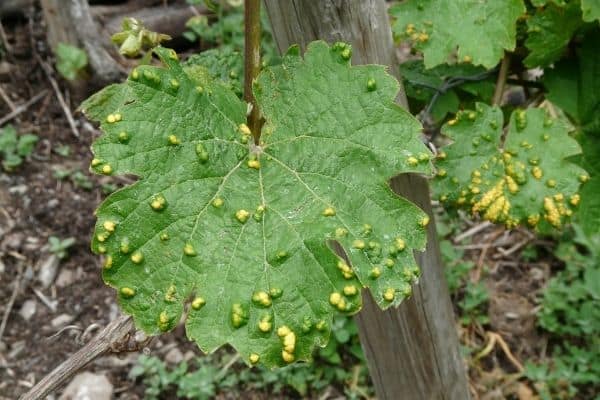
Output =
[
  {"x1": 336, "y1": 219, "x2": 424, "y2": 304},
  {"x1": 402, "y1": 22, "x2": 473, "y2": 63},
  {"x1": 437, "y1": 109, "x2": 589, "y2": 229}
]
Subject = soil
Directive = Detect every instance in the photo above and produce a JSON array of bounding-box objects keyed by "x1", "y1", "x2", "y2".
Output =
[{"x1": 0, "y1": 3, "x2": 574, "y2": 400}]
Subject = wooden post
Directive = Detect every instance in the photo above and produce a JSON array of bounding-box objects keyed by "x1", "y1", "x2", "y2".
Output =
[{"x1": 263, "y1": 2, "x2": 470, "y2": 399}]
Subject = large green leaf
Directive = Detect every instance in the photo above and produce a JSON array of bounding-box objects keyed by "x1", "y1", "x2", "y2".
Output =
[
  {"x1": 80, "y1": 42, "x2": 431, "y2": 368},
  {"x1": 434, "y1": 103, "x2": 587, "y2": 229},
  {"x1": 524, "y1": 1, "x2": 583, "y2": 68},
  {"x1": 390, "y1": 0, "x2": 525, "y2": 69},
  {"x1": 545, "y1": 31, "x2": 600, "y2": 135}
]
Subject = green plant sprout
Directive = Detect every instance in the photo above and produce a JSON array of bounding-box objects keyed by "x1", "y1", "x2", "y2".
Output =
[
  {"x1": 55, "y1": 43, "x2": 88, "y2": 81},
  {"x1": 0, "y1": 125, "x2": 38, "y2": 172},
  {"x1": 48, "y1": 236, "x2": 76, "y2": 259}
]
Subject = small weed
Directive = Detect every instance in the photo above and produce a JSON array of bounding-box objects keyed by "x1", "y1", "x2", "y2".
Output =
[
  {"x1": 55, "y1": 43, "x2": 88, "y2": 81},
  {"x1": 54, "y1": 144, "x2": 71, "y2": 157},
  {"x1": 0, "y1": 125, "x2": 38, "y2": 171},
  {"x1": 48, "y1": 236, "x2": 76, "y2": 259}
]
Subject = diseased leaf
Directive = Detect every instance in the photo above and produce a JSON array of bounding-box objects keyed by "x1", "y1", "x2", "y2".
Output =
[
  {"x1": 184, "y1": 48, "x2": 243, "y2": 96},
  {"x1": 434, "y1": 103, "x2": 587, "y2": 230},
  {"x1": 524, "y1": 1, "x2": 583, "y2": 68},
  {"x1": 80, "y1": 42, "x2": 431, "y2": 368},
  {"x1": 390, "y1": 0, "x2": 525, "y2": 69}
]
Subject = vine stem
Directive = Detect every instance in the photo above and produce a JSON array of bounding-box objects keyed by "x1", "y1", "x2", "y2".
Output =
[
  {"x1": 244, "y1": 0, "x2": 261, "y2": 144},
  {"x1": 492, "y1": 53, "x2": 510, "y2": 106}
]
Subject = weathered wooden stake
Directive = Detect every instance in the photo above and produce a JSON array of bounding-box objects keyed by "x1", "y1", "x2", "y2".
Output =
[{"x1": 264, "y1": 1, "x2": 470, "y2": 399}]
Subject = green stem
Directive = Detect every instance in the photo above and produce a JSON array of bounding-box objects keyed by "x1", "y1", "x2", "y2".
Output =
[
  {"x1": 244, "y1": 0, "x2": 261, "y2": 144},
  {"x1": 492, "y1": 54, "x2": 510, "y2": 106}
]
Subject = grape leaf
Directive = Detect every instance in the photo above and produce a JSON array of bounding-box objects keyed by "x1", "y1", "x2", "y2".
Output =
[
  {"x1": 80, "y1": 42, "x2": 431, "y2": 368},
  {"x1": 184, "y1": 48, "x2": 243, "y2": 96},
  {"x1": 544, "y1": 31, "x2": 600, "y2": 135},
  {"x1": 581, "y1": 0, "x2": 600, "y2": 21},
  {"x1": 434, "y1": 103, "x2": 587, "y2": 229},
  {"x1": 575, "y1": 134, "x2": 600, "y2": 236},
  {"x1": 400, "y1": 60, "x2": 495, "y2": 122},
  {"x1": 524, "y1": 1, "x2": 583, "y2": 68},
  {"x1": 390, "y1": 0, "x2": 525, "y2": 69}
]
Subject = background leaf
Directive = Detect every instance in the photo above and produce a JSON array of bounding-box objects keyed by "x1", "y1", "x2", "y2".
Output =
[
  {"x1": 434, "y1": 103, "x2": 586, "y2": 229},
  {"x1": 390, "y1": 0, "x2": 525, "y2": 69}
]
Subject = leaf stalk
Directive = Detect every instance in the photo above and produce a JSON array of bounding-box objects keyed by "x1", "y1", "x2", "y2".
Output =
[{"x1": 244, "y1": 0, "x2": 262, "y2": 143}]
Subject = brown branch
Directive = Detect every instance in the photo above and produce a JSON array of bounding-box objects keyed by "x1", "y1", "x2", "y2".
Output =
[
  {"x1": 492, "y1": 54, "x2": 510, "y2": 106},
  {"x1": 20, "y1": 315, "x2": 134, "y2": 400},
  {"x1": 244, "y1": 0, "x2": 261, "y2": 144},
  {"x1": 0, "y1": 90, "x2": 48, "y2": 126}
]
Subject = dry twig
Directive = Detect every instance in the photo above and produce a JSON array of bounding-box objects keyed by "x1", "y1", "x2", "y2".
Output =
[
  {"x1": 0, "y1": 264, "x2": 23, "y2": 343},
  {"x1": 20, "y1": 315, "x2": 135, "y2": 400},
  {"x1": 0, "y1": 90, "x2": 48, "y2": 126}
]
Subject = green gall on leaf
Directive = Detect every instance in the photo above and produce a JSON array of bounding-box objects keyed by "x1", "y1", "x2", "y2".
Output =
[
  {"x1": 191, "y1": 297, "x2": 206, "y2": 310},
  {"x1": 130, "y1": 251, "x2": 143, "y2": 264},
  {"x1": 183, "y1": 243, "x2": 197, "y2": 256}
]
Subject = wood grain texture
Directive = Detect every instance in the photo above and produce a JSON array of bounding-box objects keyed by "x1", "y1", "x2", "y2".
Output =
[
  {"x1": 20, "y1": 315, "x2": 134, "y2": 400},
  {"x1": 264, "y1": 2, "x2": 469, "y2": 399}
]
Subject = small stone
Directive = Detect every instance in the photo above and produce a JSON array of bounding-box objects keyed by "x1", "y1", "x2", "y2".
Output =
[
  {"x1": 51, "y1": 313, "x2": 75, "y2": 329},
  {"x1": 59, "y1": 372, "x2": 113, "y2": 400},
  {"x1": 19, "y1": 299, "x2": 37, "y2": 321},
  {"x1": 164, "y1": 347, "x2": 184, "y2": 364},
  {"x1": 37, "y1": 254, "x2": 60, "y2": 288}
]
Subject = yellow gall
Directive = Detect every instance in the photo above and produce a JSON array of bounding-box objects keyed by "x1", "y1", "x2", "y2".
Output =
[
  {"x1": 277, "y1": 325, "x2": 291, "y2": 337},
  {"x1": 239, "y1": 123, "x2": 251, "y2": 136},
  {"x1": 183, "y1": 243, "x2": 197, "y2": 256},
  {"x1": 103, "y1": 220, "x2": 116, "y2": 232},
  {"x1": 329, "y1": 292, "x2": 342, "y2": 305},
  {"x1": 150, "y1": 195, "x2": 166, "y2": 211},
  {"x1": 395, "y1": 237, "x2": 406, "y2": 251},
  {"x1": 322, "y1": 207, "x2": 336, "y2": 217},
  {"x1": 438, "y1": 151, "x2": 447, "y2": 160},
  {"x1": 407, "y1": 156, "x2": 418, "y2": 166},
  {"x1": 212, "y1": 197, "x2": 224, "y2": 208},
  {"x1": 191, "y1": 297, "x2": 206, "y2": 310},
  {"x1": 553, "y1": 193, "x2": 564, "y2": 202},
  {"x1": 570, "y1": 194, "x2": 580, "y2": 206},
  {"x1": 158, "y1": 311, "x2": 170, "y2": 331},
  {"x1": 448, "y1": 119, "x2": 457, "y2": 126},
  {"x1": 546, "y1": 179, "x2": 556, "y2": 188},
  {"x1": 417, "y1": 33, "x2": 429, "y2": 42},
  {"x1": 282, "y1": 350, "x2": 295, "y2": 363},
  {"x1": 419, "y1": 216, "x2": 430, "y2": 227},
  {"x1": 101, "y1": 164, "x2": 113, "y2": 175},
  {"x1": 370, "y1": 267, "x2": 381, "y2": 278},
  {"x1": 384, "y1": 258, "x2": 395, "y2": 268},
  {"x1": 103, "y1": 255, "x2": 113, "y2": 269},
  {"x1": 120, "y1": 287, "x2": 135, "y2": 298},
  {"x1": 579, "y1": 174, "x2": 590, "y2": 183},
  {"x1": 335, "y1": 227, "x2": 348, "y2": 238},
  {"x1": 168, "y1": 134, "x2": 180, "y2": 145},
  {"x1": 383, "y1": 288, "x2": 395, "y2": 301},
  {"x1": 249, "y1": 353, "x2": 260, "y2": 364},
  {"x1": 235, "y1": 209, "x2": 250, "y2": 223},
  {"x1": 258, "y1": 319, "x2": 272, "y2": 333},
  {"x1": 252, "y1": 291, "x2": 272, "y2": 307},
  {"x1": 352, "y1": 239, "x2": 365, "y2": 249},
  {"x1": 91, "y1": 158, "x2": 101, "y2": 167},
  {"x1": 463, "y1": 55, "x2": 472, "y2": 63},
  {"x1": 532, "y1": 166, "x2": 542, "y2": 180},
  {"x1": 437, "y1": 169, "x2": 447, "y2": 177},
  {"x1": 343, "y1": 285, "x2": 358, "y2": 296},
  {"x1": 247, "y1": 159, "x2": 260, "y2": 169},
  {"x1": 130, "y1": 251, "x2": 143, "y2": 264}
]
